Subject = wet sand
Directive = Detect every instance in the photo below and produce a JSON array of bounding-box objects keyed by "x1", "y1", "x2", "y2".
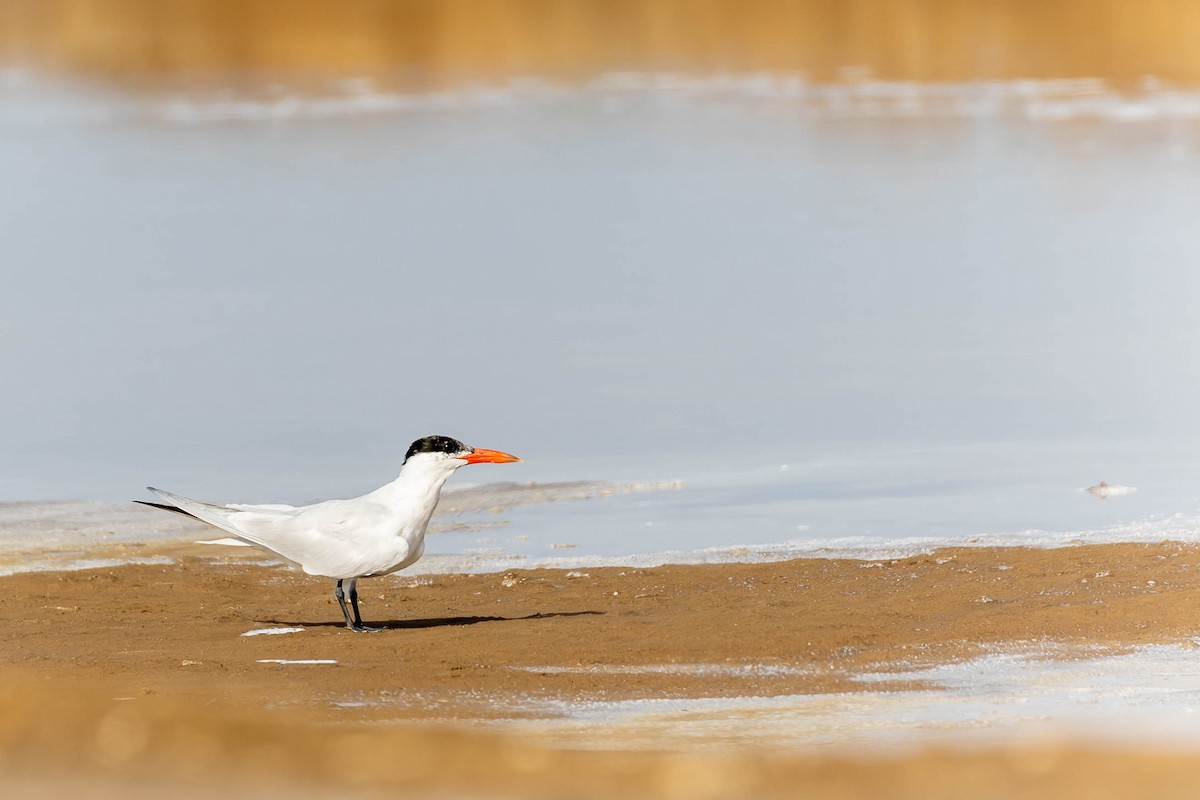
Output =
[{"x1": 6, "y1": 541, "x2": 1200, "y2": 797}]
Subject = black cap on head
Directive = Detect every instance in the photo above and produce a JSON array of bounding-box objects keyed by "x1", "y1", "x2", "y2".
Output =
[{"x1": 405, "y1": 435, "x2": 469, "y2": 462}]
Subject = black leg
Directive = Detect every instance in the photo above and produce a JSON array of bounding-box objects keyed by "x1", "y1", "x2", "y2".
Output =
[
  {"x1": 334, "y1": 578, "x2": 382, "y2": 632},
  {"x1": 347, "y1": 578, "x2": 383, "y2": 632},
  {"x1": 333, "y1": 579, "x2": 356, "y2": 629},
  {"x1": 349, "y1": 579, "x2": 362, "y2": 626}
]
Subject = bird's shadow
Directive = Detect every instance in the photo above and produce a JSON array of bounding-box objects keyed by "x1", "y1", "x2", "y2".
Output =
[{"x1": 255, "y1": 610, "x2": 604, "y2": 631}]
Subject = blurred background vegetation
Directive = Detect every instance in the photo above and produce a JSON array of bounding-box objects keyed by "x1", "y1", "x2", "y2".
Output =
[{"x1": 4, "y1": 0, "x2": 1200, "y2": 87}]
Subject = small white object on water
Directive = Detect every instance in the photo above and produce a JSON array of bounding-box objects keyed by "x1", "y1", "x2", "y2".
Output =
[
  {"x1": 240, "y1": 627, "x2": 305, "y2": 637},
  {"x1": 256, "y1": 659, "x2": 337, "y2": 665},
  {"x1": 1086, "y1": 481, "x2": 1137, "y2": 500}
]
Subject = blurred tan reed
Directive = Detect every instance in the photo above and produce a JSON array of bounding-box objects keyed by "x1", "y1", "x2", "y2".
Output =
[{"x1": 3, "y1": 0, "x2": 1200, "y2": 86}]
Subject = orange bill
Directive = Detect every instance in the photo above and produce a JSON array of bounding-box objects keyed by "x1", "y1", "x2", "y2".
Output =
[{"x1": 460, "y1": 447, "x2": 522, "y2": 464}]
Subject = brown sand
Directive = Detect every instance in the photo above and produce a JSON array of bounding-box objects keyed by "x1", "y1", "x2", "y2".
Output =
[{"x1": 5, "y1": 542, "x2": 1200, "y2": 797}]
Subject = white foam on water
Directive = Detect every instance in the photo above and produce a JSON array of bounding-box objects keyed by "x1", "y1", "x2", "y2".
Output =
[
  {"x1": 240, "y1": 627, "x2": 305, "y2": 637},
  {"x1": 7, "y1": 70, "x2": 1200, "y2": 127},
  {"x1": 476, "y1": 642, "x2": 1200, "y2": 752},
  {"x1": 510, "y1": 663, "x2": 820, "y2": 678},
  {"x1": 135, "y1": 73, "x2": 1200, "y2": 124},
  {"x1": 0, "y1": 555, "x2": 174, "y2": 577}
]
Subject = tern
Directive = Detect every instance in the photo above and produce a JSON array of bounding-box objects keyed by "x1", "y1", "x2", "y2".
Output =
[{"x1": 136, "y1": 435, "x2": 521, "y2": 632}]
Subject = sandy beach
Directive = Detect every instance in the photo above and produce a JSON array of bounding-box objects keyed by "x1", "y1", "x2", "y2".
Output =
[{"x1": 5, "y1": 541, "x2": 1200, "y2": 798}]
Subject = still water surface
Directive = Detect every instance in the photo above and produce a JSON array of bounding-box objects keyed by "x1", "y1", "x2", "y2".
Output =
[{"x1": 3, "y1": 73, "x2": 1200, "y2": 558}]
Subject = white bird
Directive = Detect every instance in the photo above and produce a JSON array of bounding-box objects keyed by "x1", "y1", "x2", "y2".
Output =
[{"x1": 136, "y1": 435, "x2": 521, "y2": 632}]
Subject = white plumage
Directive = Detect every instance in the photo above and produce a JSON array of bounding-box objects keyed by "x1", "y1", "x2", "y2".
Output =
[{"x1": 139, "y1": 435, "x2": 520, "y2": 631}]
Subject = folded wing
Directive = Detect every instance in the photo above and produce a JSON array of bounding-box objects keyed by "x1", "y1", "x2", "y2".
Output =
[{"x1": 144, "y1": 487, "x2": 408, "y2": 578}]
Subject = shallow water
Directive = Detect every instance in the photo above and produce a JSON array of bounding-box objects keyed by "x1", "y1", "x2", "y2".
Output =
[
  {"x1": 5, "y1": 436, "x2": 1200, "y2": 578},
  {"x1": 5, "y1": 71, "x2": 1200, "y2": 563}
]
